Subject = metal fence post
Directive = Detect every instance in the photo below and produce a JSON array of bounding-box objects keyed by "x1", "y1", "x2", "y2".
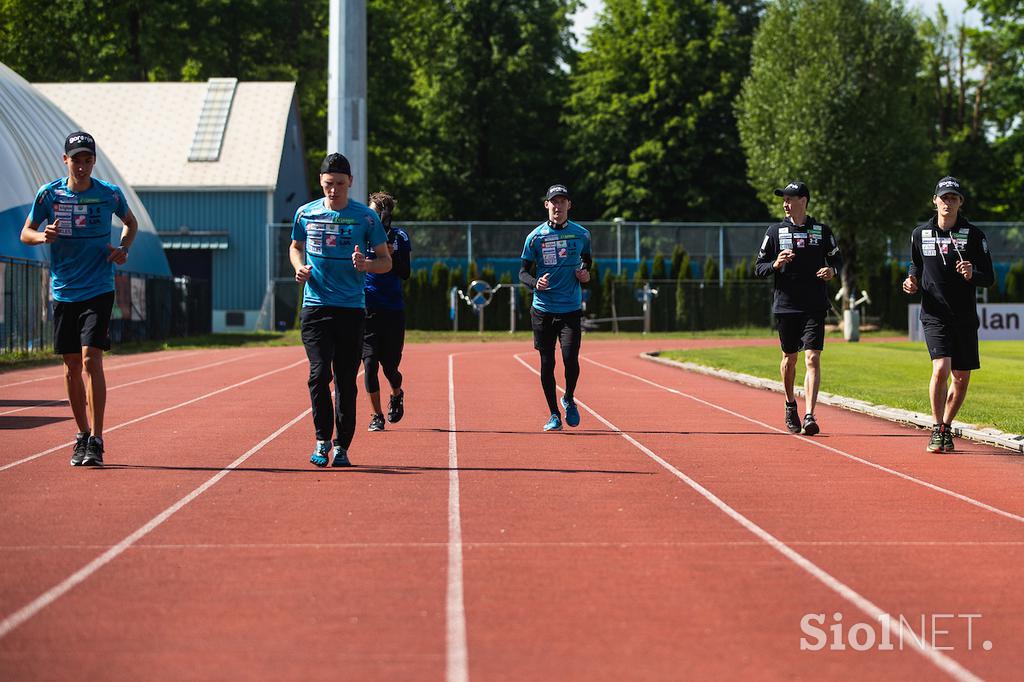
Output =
[
  {"x1": 467, "y1": 223, "x2": 473, "y2": 274},
  {"x1": 718, "y1": 224, "x2": 725, "y2": 287},
  {"x1": 635, "y1": 222, "x2": 641, "y2": 266},
  {"x1": 509, "y1": 285, "x2": 517, "y2": 333},
  {"x1": 613, "y1": 217, "x2": 624, "y2": 274}
]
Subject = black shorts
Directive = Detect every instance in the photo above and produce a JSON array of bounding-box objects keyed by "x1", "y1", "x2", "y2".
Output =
[
  {"x1": 775, "y1": 312, "x2": 825, "y2": 354},
  {"x1": 922, "y1": 318, "x2": 980, "y2": 371},
  {"x1": 362, "y1": 308, "x2": 406, "y2": 364},
  {"x1": 531, "y1": 308, "x2": 582, "y2": 352},
  {"x1": 53, "y1": 290, "x2": 115, "y2": 355}
]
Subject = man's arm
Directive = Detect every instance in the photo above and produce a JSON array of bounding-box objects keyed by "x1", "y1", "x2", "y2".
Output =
[
  {"x1": 519, "y1": 259, "x2": 538, "y2": 289},
  {"x1": 575, "y1": 252, "x2": 592, "y2": 284},
  {"x1": 822, "y1": 226, "x2": 843, "y2": 279},
  {"x1": 107, "y1": 210, "x2": 139, "y2": 264},
  {"x1": 20, "y1": 216, "x2": 56, "y2": 246},
  {"x1": 357, "y1": 242, "x2": 392, "y2": 274},
  {"x1": 964, "y1": 228, "x2": 995, "y2": 287},
  {"x1": 391, "y1": 236, "x2": 411, "y2": 280},
  {"x1": 903, "y1": 231, "x2": 921, "y2": 294},
  {"x1": 753, "y1": 228, "x2": 779, "y2": 278},
  {"x1": 290, "y1": 240, "x2": 311, "y2": 282}
]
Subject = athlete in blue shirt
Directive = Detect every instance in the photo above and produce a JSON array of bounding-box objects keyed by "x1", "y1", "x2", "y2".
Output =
[
  {"x1": 519, "y1": 184, "x2": 592, "y2": 431},
  {"x1": 362, "y1": 191, "x2": 411, "y2": 432},
  {"x1": 20, "y1": 131, "x2": 138, "y2": 467},
  {"x1": 290, "y1": 153, "x2": 391, "y2": 467}
]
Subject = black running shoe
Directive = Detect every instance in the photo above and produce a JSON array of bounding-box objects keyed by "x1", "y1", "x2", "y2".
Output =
[
  {"x1": 388, "y1": 390, "x2": 405, "y2": 424},
  {"x1": 927, "y1": 425, "x2": 944, "y2": 453},
  {"x1": 802, "y1": 414, "x2": 820, "y2": 437},
  {"x1": 331, "y1": 446, "x2": 352, "y2": 467},
  {"x1": 368, "y1": 413, "x2": 385, "y2": 431},
  {"x1": 784, "y1": 402, "x2": 802, "y2": 434},
  {"x1": 82, "y1": 436, "x2": 104, "y2": 466},
  {"x1": 942, "y1": 424, "x2": 955, "y2": 453},
  {"x1": 70, "y1": 432, "x2": 90, "y2": 466}
]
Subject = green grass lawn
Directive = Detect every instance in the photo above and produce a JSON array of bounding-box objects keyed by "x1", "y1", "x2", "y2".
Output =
[{"x1": 659, "y1": 341, "x2": 1024, "y2": 434}]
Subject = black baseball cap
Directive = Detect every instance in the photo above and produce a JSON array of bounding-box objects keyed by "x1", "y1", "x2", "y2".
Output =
[
  {"x1": 64, "y1": 131, "x2": 95, "y2": 157},
  {"x1": 544, "y1": 184, "x2": 570, "y2": 201},
  {"x1": 320, "y1": 153, "x2": 352, "y2": 175},
  {"x1": 774, "y1": 181, "x2": 810, "y2": 200},
  {"x1": 934, "y1": 176, "x2": 964, "y2": 199}
]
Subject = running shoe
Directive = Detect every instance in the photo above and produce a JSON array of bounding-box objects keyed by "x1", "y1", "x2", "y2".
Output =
[
  {"x1": 942, "y1": 424, "x2": 955, "y2": 453},
  {"x1": 70, "y1": 432, "x2": 90, "y2": 466},
  {"x1": 331, "y1": 445, "x2": 352, "y2": 467},
  {"x1": 560, "y1": 396, "x2": 580, "y2": 427},
  {"x1": 543, "y1": 414, "x2": 563, "y2": 432},
  {"x1": 368, "y1": 413, "x2": 386, "y2": 432},
  {"x1": 82, "y1": 436, "x2": 104, "y2": 467},
  {"x1": 784, "y1": 401, "x2": 802, "y2": 434},
  {"x1": 926, "y1": 425, "x2": 945, "y2": 453},
  {"x1": 388, "y1": 390, "x2": 405, "y2": 424},
  {"x1": 310, "y1": 440, "x2": 331, "y2": 467},
  {"x1": 802, "y1": 414, "x2": 819, "y2": 437}
]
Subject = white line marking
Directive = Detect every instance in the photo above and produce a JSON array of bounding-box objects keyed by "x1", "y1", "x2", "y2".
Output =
[
  {"x1": 0, "y1": 359, "x2": 307, "y2": 473},
  {"x1": 584, "y1": 356, "x2": 1024, "y2": 525},
  {"x1": 0, "y1": 408, "x2": 310, "y2": 640},
  {"x1": 0, "y1": 350, "x2": 203, "y2": 389},
  {"x1": 4, "y1": 540, "x2": 1023, "y2": 552},
  {"x1": 515, "y1": 354, "x2": 981, "y2": 682},
  {"x1": 447, "y1": 353, "x2": 469, "y2": 682},
  {"x1": 0, "y1": 353, "x2": 258, "y2": 416}
]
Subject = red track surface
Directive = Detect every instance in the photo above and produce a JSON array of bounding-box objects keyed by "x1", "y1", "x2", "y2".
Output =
[{"x1": 1, "y1": 340, "x2": 1021, "y2": 680}]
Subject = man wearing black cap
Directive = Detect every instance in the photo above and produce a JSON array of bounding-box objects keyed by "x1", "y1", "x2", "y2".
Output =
[
  {"x1": 290, "y1": 153, "x2": 391, "y2": 467},
  {"x1": 754, "y1": 181, "x2": 843, "y2": 436},
  {"x1": 902, "y1": 176, "x2": 994, "y2": 453},
  {"x1": 519, "y1": 184, "x2": 592, "y2": 431},
  {"x1": 20, "y1": 132, "x2": 138, "y2": 467}
]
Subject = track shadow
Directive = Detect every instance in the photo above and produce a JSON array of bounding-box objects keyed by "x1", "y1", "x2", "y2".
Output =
[
  {"x1": 413, "y1": 427, "x2": 797, "y2": 437},
  {"x1": 101, "y1": 463, "x2": 654, "y2": 476},
  {"x1": 0, "y1": 415, "x2": 72, "y2": 429},
  {"x1": 0, "y1": 399, "x2": 68, "y2": 407}
]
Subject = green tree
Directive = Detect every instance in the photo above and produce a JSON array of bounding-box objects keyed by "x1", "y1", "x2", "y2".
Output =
[
  {"x1": 565, "y1": 0, "x2": 767, "y2": 221},
  {"x1": 736, "y1": 0, "x2": 932, "y2": 299},
  {"x1": 379, "y1": 0, "x2": 579, "y2": 219}
]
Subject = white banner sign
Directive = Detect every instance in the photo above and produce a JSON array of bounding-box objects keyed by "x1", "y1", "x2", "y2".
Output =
[{"x1": 908, "y1": 303, "x2": 1024, "y2": 341}]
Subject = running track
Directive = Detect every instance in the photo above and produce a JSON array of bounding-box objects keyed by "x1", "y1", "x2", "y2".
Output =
[{"x1": 0, "y1": 341, "x2": 1021, "y2": 680}]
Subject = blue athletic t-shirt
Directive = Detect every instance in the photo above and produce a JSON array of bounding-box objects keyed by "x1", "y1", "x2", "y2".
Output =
[
  {"x1": 521, "y1": 220, "x2": 592, "y2": 314},
  {"x1": 365, "y1": 227, "x2": 411, "y2": 311},
  {"x1": 29, "y1": 178, "x2": 130, "y2": 302},
  {"x1": 292, "y1": 198, "x2": 387, "y2": 309}
]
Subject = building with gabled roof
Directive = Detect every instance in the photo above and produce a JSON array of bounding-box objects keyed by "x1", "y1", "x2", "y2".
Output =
[{"x1": 36, "y1": 78, "x2": 309, "y2": 331}]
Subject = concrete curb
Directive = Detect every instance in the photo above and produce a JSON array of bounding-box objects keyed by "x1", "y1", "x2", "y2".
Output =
[{"x1": 641, "y1": 351, "x2": 1024, "y2": 455}]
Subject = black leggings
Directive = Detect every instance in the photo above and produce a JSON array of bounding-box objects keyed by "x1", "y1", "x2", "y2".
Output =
[
  {"x1": 362, "y1": 308, "x2": 405, "y2": 394},
  {"x1": 531, "y1": 309, "x2": 582, "y2": 414},
  {"x1": 300, "y1": 306, "x2": 365, "y2": 448}
]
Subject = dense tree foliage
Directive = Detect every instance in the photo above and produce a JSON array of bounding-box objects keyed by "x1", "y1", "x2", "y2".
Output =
[
  {"x1": 565, "y1": 0, "x2": 766, "y2": 222},
  {"x1": 735, "y1": 0, "x2": 932, "y2": 296}
]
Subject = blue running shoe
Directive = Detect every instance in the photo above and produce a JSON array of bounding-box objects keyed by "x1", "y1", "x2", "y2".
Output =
[
  {"x1": 310, "y1": 440, "x2": 330, "y2": 467},
  {"x1": 331, "y1": 445, "x2": 352, "y2": 467},
  {"x1": 560, "y1": 396, "x2": 580, "y2": 427},
  {"x1": 543, "y1": 414, "x2": 562, "y2": 431}
]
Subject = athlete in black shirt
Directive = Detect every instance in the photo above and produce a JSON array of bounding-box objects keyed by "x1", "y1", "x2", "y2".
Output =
[
  {"x1": 902, "y1": 176, "x2": 995, "y2": 453},
  {"x1": 755, "y1": 182, "x2": 843, "y2": 436}
]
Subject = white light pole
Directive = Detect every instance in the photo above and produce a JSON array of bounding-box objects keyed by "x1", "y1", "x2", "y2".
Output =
[{"x1": 328, "y1": 0, "x2": 367, "y2": 203}]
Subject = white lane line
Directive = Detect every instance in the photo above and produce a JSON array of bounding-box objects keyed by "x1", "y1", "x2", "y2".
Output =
[
  {"x1": 447, "y1": 353, "x2": 469, "y2": 682},
  {"x1": 4, "y1": 540, "x2": 1024, "y2": 552},
  {"x1": 0, "y1": 353, "x2": 259, "y2": 417},
  {"x1": 0, "y1": 359, "x2": 307, "y2": 473},
  {"x1": 0, "y1": 350, "x2": 203, "y2": 389},
  {"x1": 0, "y1": 408, "x2": 310, "y2": 641},
  {"x1": 584, "y1": 356, "x2": 1024, "y2": 525},
  {"x1": 515, "y1": 354, "x2": 981, "y2": 682}
]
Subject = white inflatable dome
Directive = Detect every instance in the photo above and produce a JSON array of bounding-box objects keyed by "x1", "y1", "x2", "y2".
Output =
[{"x1": 0, "y1": 61, "x2": 169, "y2": 276}]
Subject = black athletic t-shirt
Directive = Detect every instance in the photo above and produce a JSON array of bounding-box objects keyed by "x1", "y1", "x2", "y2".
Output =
[
  {"x1": 754, "y1": 216, "x2": 843, "y2": 314},
  {"x1": 908, "y1": 215, "x2": 994, "y2": 325}
]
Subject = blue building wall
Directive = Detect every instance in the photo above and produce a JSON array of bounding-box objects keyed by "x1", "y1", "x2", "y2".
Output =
[{"x1": 139, "y1": 190, "x2": 268, "y2": 310}]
